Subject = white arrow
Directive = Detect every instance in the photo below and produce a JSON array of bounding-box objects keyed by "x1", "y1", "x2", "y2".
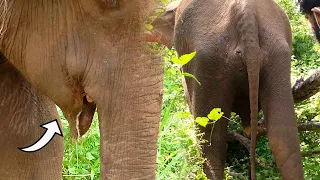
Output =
[{"x1": 19, "y1": 119, "x2": 63, "y2": 152}]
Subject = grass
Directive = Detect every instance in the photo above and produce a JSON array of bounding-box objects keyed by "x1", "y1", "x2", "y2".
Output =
[{"x1": 60, "y1": 111, "x2": 100, "y2": 180}]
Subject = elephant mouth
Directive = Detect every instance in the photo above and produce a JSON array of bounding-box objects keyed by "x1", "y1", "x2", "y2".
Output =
[
  {"x1": 62, "y1": 92, "x2": 96, "y2": 139},
  {"x1": 76, "y1": 95, "x2": 97, "y2": 138}
]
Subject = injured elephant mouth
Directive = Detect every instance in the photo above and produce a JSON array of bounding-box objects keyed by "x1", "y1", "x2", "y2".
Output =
[
  {"x1": 64, "y1": 95, "x2": 97, "y2": 139},
  {"x1": 76, "y1": 96, "x2": 96, "y2": 138}
]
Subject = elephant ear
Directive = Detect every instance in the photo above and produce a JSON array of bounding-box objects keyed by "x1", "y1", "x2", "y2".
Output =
[{"x1": 143, "y1": 1, "x2": 180, "y2": 47}]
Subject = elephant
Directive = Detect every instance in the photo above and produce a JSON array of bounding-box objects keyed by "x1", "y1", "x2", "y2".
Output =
[
  {"x1": 147, "y1": 0, "x2": 304, "y2": 179},
  {"x1": 0, "y1": 1, "x2": 163, "y2": 179},
  {"x1": 299, "y1": 0, "x2": 320, "y2": 42},
  {"x1": 0, "y1": 54, "x2": 64, "y2": 179}
]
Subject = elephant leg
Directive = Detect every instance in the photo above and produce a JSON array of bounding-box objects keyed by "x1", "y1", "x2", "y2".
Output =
[
  {"x1": 0, "y1": 60, "x2": 64, "y2": 180},
  {"x1": 201, "y1": 114, "x2": 230, "y2": 180},
  {"x1": 84, "y1": 47, "x2": 163, "y2": 179},
  {"x1": 260, "y1": 50, "x2": 304, "y2": 180},
  {"x1": 233, "y1": 94, "x2": 251, "y2": 136},
  {"x1": 187, "y1": 80, "x2": 233, "y2": 180}
]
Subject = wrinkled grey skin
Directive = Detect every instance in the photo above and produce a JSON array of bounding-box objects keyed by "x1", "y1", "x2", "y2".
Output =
[
  {"x1": 0, "y1": 0, "x2": 163, "y2": 179},
  {"x1": 0, "y1": 55, "x2": 64, "y2": 180},
  {"x1": 149, "y1": 0, "x2": 304, "y2": 179}
]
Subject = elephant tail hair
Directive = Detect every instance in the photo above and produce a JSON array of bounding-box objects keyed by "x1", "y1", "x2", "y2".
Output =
[{"x1": 237, "y1": 1, "x2": 262, "y2": 179}]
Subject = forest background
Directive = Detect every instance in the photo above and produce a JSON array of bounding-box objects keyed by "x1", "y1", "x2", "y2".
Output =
[{"x1": 61, "y1": 0, "x2": 320, "y2": 179}]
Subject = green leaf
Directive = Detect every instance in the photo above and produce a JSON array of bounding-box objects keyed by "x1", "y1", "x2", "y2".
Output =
[
  {"x1": 182, "y1": 72, "x2": 201, "y2": 85},
  {"x1": 86, "y1": 152, "x2": 95, "y2": 161},
  {"x1": 179, "y1": 51, "x2": 196, "y2": 66},
  {"x1": 195, "y1": 117, "x2": 209, "y2": 127},
  {"x1": 207, "y1": 108, "x2": 224, "y2": 121},
  {"x1": 172, "y1": 56, "x2": 181, "y2": 65},
  {"x1": 155, "y1": 9, "x2": 165, "y2": 14},
  {"x1": 145, "y1": 24, "x2": 153, "y2": 30}
]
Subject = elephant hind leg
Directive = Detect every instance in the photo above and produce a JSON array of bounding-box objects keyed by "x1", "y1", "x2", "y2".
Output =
[
  {"x1": 233, "y1": 94, "x2": 251, "y2": 137},
  {"x1": 260, "y1": 50, "x2": 304, "y2": 180},
  {"x1": 260, "y1": 84, "x2": 303, "y2": 179},
  {"x1": 201, "y1": 115, "x2": 230, "y2": 180},
  {"x1": 191, "y1": 92, "x2": 233, "y2": 180},
  {"x1": 233, "y1": 94, "x2": 262, "y2": 137}
]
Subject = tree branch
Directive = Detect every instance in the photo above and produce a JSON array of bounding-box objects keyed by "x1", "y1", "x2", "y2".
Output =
[
  {"x1": 301, "y1": 150, "x2": 320, "y2": 157},
  {"x1": 257, "y1": 122, "x2": 320, "y2": 136},
  {"x1": 228, "y1": 131, "x2": 274, "y2": 168},
  {"x1": 292, "y1": 70, "x2": 320, "y2": 103},
  {"x1": 229, "y1": 132, "x2": 320, "y2": 160},
  {"x1": 297, "y1": 122, "x2": 320, "y2": 132},
  {"x1": 229, "y1": 131, "x2": 251, "y2": 150}
]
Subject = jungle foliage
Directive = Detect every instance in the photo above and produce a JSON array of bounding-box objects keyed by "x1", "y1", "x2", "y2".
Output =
[{"x1": 60, "y1": 0, "x2": 320, "y2": 179}]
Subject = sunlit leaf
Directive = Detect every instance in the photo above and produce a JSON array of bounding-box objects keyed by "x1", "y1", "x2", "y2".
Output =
[
  {"x1": 207, "y1": 108, "x2": 224, "y2": 121},
  {"x1": 196, "y1": 117, "x2": 209, "y2": 127},
  {"x1": 155, "y1": 9, "x2": 165, "y2": 13},
  {"x1": 86, "y1": 152, "x2": 95, "y2": 161},
  {"x1": 172, "y1": 56, "x2": 181, "y2": 65},
  {"x1": 182, "y1": 72, "x2": 201, "y2": 85},
  {"x1": 145, "y1": 24, "x2": 153, "y2": 30},
  {"x1": 180, "y1": 51, "x2": 196, "y2": 66}
]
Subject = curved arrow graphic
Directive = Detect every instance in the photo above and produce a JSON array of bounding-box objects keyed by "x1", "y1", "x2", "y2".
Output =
[{"x1": 19, "y1": 119, "x2": 63, "y2": 152}]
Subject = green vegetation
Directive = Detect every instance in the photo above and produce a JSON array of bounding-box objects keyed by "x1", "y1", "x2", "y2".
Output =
[
  {"x1": 61, "y1": 0, "x2": 320, "y2": 179},
  {"x1": 61, "y1": 111, "x2": 100, "y2": 180}
]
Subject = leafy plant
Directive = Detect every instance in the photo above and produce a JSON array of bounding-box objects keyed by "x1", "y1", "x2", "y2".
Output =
[
  {"x1": 60, "y1": 0, "x2": 320, "y2": 179},
  {"x1": 195, "y1": 108, "x2": 224, "y2": 128}
]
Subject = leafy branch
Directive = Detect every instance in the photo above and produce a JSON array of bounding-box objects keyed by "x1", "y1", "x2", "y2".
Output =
[{"x1": 171, "y1": 51, "x2": 201, "y2": 85}]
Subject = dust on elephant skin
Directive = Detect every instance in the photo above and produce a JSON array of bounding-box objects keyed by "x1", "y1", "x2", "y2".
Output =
[
  {"x1": 0, "y1": 1, "x2": 163, "y2": 179},
  {"x1": 148, "y1": 0, "x2": 304, "y2": 179}
]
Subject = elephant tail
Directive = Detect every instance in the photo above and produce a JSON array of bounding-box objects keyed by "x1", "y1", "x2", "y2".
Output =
[{"x1": 237, "y1": 1, "x2": 261, "y2": 179}]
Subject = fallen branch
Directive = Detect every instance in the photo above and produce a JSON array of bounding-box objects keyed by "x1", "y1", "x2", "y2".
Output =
[
  {"x1": 228, "y1": 131, "x2": 320, "y2": 165},
  {"x1": 228, "y1": 131, "x2": 251, "y2": 150},
  {"x1": 301, "y1": 150, "x2": 320, "y2": 157},
  {"x1": 228, "y1": 131, "x2": 273, "y2": 168},
  {"x1": 257, "y1": 122, "x2": 320, "y2": 136},
  {"x1": 297, "y1": 122, "x2": 320, "y2": 132},
  {"x1": 292, "y1": 70, "x2": 320, "y2": 103}
]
